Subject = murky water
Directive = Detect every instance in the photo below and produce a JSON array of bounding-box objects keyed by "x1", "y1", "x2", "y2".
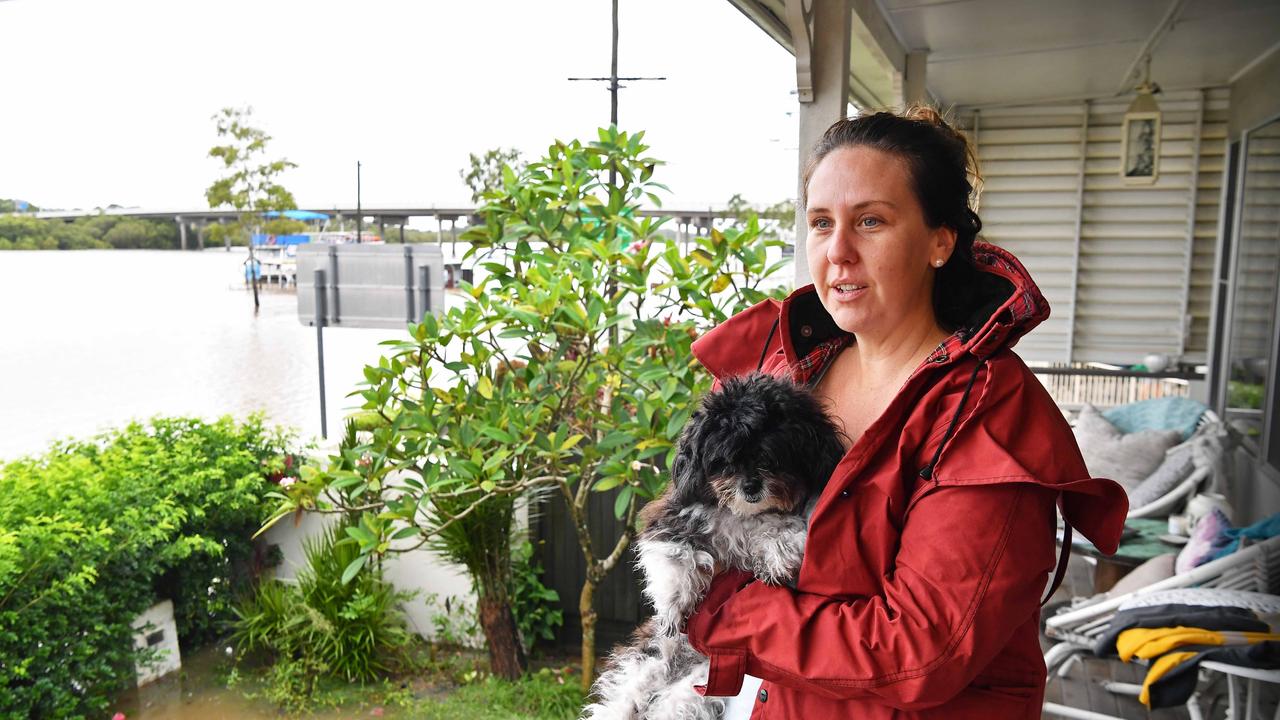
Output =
[
  {"x1": 0, "y1": 249, "x2": 423, "y2": 461},
  {"x1": 111, "y1": 645, "x2": 400, "y2": 720}
]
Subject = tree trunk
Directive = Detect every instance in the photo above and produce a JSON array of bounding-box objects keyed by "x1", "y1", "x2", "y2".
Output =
[
  {"x1": 477, "y1": 595, "x2": 527, "y2": 680},
  {"x1": 579, "y1": 575, "x2": 598, "y2": 693}
]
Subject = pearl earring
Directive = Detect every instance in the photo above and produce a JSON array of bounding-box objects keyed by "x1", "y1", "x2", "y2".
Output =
[{"x1": 933, "y1": 258, "x2": 945, "y2": 267}]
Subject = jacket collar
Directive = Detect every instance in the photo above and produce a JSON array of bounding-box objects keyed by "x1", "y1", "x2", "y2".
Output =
[{"x1": 691, "y1": 241, "x2": 1051, "y2": 379}]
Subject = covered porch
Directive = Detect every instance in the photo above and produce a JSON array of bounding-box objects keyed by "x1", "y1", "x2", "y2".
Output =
[
  {"x1": 726, "y1": 1, "x2": 1280, "y2": 717},
  {"x1": 727, "y1": 0, "x2": 1280, "y2": 523}
]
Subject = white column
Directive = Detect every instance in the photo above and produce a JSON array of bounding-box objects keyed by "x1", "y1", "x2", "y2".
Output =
[
  {"x1": 902, "y1": 51, "x2": 928, "y2": 107},
  {"x1": 791, "y1": 0, "x2": 852, "y2": 287},
  {"x1": 176, "y1": 216, "x2": 187, "y2": 251}
]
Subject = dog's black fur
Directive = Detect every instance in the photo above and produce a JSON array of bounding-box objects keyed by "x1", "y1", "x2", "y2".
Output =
[{"x1": 582, "y1": 373, "x2": 846, "y2": 720}]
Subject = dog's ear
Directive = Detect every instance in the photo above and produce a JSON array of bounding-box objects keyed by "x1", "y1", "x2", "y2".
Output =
[
  {"x1": 669, "y1": 409, "x2": 709, "y2": 507},
  {"x1": 790, "y1": 417, "x2": 844, "y2": 493}
]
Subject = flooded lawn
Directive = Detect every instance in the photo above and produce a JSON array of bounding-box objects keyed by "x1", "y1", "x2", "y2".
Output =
[
  {"x1": 110, "y1": 644, "x2": 583, "y2": 720},
  {"x1": 111, "y1": 645, "x2": 409, "y2": 720}
]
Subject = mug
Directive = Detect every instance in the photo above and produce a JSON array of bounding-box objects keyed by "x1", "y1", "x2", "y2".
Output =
[{"x1": 1186, "y1": 493, "x2": 1233, "y2": 528}]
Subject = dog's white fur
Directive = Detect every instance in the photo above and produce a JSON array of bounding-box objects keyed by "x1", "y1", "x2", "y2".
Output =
[{"x1": 581, "y1": 493, "x2": 810, "y2": 720}]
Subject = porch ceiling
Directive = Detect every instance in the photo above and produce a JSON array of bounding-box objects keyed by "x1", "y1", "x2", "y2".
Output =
[{"x1": 728, "y1": 0, "x2": 1280, "y2": 109}]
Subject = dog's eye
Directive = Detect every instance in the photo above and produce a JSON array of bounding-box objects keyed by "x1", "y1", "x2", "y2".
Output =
[{"x1": 705, "y1": 459, "x2": 728, "y2": 476}]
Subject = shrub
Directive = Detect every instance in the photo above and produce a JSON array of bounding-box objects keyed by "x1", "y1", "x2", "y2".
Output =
[
  {"x1": 270, "y1": 127, "x2": 787, "y2": 689},
  {"x1": 230, "y1": 519, "x2": 415, "y2": 703},
  {"x1": 0, "y1": 415, "x2": 296, "y2": 719},
  {"x1": 511, "y1": 540, "x2": 562, "y2": 655}
]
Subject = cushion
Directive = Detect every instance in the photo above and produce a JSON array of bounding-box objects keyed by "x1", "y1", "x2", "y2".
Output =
[
  {"x1": 1102, "y1": 396, "x2": 1208, "y2": 441},
  {"x1": 1109, "y1": 553, "x2": 1176, "y2": 596},
  {"x1": 1210, "y1": 512, "x2": 1280, "y2": 563},
  {"x1": 1073, "y1": 404, "x2": 1183, "y2": 489},
  {"x1": 1175, "y1": 508, "x2": 1233, "y2": 573},
  {"x1": 1118, "y1": 588, "x2": 1280, "y2": 615},
  {"x1": 1127, "y1": 445, "x2": 1196, "y2": 509}
]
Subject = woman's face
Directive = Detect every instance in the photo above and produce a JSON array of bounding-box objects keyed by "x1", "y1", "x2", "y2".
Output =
[{"x1": 804, "y1": 145, "x2": 955, "y2": 339}]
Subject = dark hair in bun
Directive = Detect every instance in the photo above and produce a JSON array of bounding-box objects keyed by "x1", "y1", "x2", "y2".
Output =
[{"x1": 802, "y1": 107, "x2": 987, "y2": 332}]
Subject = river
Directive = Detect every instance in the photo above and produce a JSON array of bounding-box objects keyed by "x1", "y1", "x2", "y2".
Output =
[{"x1": 0, "y1": 249, "x2": 415, "y2": 461}]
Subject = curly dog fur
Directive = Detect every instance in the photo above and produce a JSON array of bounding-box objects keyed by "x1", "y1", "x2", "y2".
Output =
[{"x1": 583, "y1": 373, "x2": 845, "y2": 720}]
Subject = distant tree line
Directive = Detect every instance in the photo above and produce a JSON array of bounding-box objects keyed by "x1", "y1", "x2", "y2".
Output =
[
  {"x1": 0, "y1": 211, "x2": 183, "y2": 251},
  {"x1": 0, "y1": 199, "x2": 324, "y2": 251}
]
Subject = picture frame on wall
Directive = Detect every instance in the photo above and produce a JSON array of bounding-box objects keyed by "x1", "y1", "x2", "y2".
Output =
[{"x1": 1120, "y1": 111, "x2": 1161, "y2": 185}]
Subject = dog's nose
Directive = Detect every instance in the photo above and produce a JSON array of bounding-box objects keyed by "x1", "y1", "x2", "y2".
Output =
[{"x1": 740, "y1": 479, "x2": 763, "y2": 501}]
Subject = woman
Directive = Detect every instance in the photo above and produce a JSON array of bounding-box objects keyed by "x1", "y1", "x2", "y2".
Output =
[{"x1": 683, "y1": 109, "x2": 1127, "y2": 718}]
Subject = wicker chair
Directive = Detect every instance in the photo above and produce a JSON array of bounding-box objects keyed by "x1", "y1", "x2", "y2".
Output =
[{"x1": 1125, "y1": 409, "x2": 1224, "y2": 520}]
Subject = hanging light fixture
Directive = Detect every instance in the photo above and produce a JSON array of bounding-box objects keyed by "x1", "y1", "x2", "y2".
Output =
[{"x1": 1120, "y1": 55, "x2": 1162, "y2": 185}]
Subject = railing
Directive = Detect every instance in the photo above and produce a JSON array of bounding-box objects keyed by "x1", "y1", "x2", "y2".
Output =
[{"x1": 1028, "y1": 363, "x2": 1203, "y2": 412}]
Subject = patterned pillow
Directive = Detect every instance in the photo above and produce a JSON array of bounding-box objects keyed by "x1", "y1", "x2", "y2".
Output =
[
  {"x1": 1119, "y1": 588, "x2": 1280, "y2": 615},
  {"x1": 1073, "y1": 404, "x2": 1182, "y2": 489},
  {"x1": 1175, "y1": 508, "x2": 1233, "y2": 574}
]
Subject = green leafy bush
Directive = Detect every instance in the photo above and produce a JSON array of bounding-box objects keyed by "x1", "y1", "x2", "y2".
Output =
[
  {"x1": 0, "y1": 415, "x2": 295, "y2": 719},
  {"x1": 270, "y1": 127, "x2": 788, "y2": 688},
  {"x1": 1228, "y1": 380, "x2": 1265, "y2": 410},
  {"x1": 230, "y1": 520, "x2": 415, "y2": 707},
  {"x1": 512, "y1": 540, "x2": 562, "y2": 655}
]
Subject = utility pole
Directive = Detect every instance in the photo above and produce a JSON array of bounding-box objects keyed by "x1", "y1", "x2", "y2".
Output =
[
  {"x1": 356, "y1": 161, "x2": 362, "y2": 243},
  {"x1": 568, "y1": 0, "x2": 665, "y2": 187}
]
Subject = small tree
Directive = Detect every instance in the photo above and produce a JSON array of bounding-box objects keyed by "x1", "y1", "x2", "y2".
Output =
[
  {"x1": 265, "y1": 127, "x2": 788, "y2": 688},
  {"x1": 206, "y1": 106, "x2": 298, "y2": 308},
  {"x1": 726, "y1": 193, "x2": 796, "y2": 236},
  {"x1": 460, "y1": 147, "x2": 525, "y2": 204}
]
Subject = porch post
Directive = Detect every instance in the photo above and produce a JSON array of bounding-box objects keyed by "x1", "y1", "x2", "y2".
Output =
[
  {"x1": 176, "y1": 216, "x2": 187, "y2": 251},
  {"x1": 901, "y1": 50, "x2": 928, "y2": 107},
  {"x1": 789, "y1": 0, "x2": 852, "y2": 287}
]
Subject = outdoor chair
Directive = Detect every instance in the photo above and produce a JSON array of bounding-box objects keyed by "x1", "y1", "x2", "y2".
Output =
[{"x1": 1042, "y1": 534, "x2": 1280, "y2": 720}]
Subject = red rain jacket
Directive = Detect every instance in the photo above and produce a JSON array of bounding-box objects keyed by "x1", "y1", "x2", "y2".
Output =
[{"x1": 684, "y1": 242, "x2": 1127, "y2": 719}]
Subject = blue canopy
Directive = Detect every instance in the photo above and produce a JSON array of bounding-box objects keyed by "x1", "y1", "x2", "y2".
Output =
[
  {"x1": 262, "y1": 210, "x2": 329, "y2": 221},
  {"x1": 252, "y1": 234, "x2": 311, "y2": 246}
]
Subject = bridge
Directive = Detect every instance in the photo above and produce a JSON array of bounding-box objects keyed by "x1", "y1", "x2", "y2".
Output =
[{"x1": 33, "y1": 205, "x2": 744, "y2": 250}]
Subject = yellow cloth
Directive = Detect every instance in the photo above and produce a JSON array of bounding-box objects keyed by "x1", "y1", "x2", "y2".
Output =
[
  {"x1": 1117, "y1": 626, "x2": 1280, "y2": 707},
  {"x1": 1139, "y1": 652, "x2": 1197, "y2": 707},
  {"x1": 1117, "y1": 626, "x2": 1280, "y2": 661}
]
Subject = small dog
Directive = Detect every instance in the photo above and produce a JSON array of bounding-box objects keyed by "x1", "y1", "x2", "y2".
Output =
[{"x1": 583, "y1": 373, "x2": 846, "y2": 720}]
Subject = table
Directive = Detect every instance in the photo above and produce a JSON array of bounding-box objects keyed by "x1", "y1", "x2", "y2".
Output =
[{"x1": 1063, "y1": 518, "x2": 1183, "y2": 593}]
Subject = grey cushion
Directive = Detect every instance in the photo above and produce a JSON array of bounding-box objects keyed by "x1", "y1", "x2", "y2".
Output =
[
  {"x1": 1073, "y1": 404, "x2": 1182, "y2": 489},
  {"x1": 1127, "y1": 445, "x2": 1196, "y2": 509},
  {"x1": 1108, "y1": 553, "x2": 1176, "y2": 595}
]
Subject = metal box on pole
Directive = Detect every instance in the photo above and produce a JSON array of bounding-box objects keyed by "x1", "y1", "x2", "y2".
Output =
[{"x1": 296, "y1": 243, "x2": 447, "y2": 436}]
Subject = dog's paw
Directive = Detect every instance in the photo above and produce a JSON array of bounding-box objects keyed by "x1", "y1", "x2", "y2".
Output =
[
  {"x1": 749, "y1": 528, "x2": 806, "y2": 586},
  {"x1": 637, "y1": 539, "x2": 714, "y2": 635}
]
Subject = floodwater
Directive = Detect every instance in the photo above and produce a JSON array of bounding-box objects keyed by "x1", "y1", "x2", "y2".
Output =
[
  {"x1": 113, "y1": 646, "x2": 280, "y2": 720},
  {"x1": 0, "y1": 249, "x2": 420, "y2": 461},
  {"x1": 1, "y1": 249, "x2": 442, "y2": 718},
  {"x1": 111, "y1": 645, "x2": 398, "y2": 720}
]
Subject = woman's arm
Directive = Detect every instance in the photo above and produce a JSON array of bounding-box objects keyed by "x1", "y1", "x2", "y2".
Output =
[{"x1": 685, "y1": 482, "x2": 1057, "y2": 710}]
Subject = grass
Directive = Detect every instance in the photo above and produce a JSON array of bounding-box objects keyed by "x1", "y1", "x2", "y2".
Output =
[
  {"x1": 407, "y1": 667, "x2": 584, "y2": 720},
  {"x1": 224, "y1": 642, "x2": 585, "y2": 719}
]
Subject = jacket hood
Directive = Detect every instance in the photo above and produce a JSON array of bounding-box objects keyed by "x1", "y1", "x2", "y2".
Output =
[
  {"x1": 691, "y1": 241, "x2": 1050, "y2": 379},
  {"x1": 692, "y1": 241, "x2": 1127, "y2": 555}
]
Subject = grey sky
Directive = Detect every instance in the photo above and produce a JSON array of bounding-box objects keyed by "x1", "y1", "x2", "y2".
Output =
[{"x1": 0, "y1": 0, "x2": 799, "y2": 217}]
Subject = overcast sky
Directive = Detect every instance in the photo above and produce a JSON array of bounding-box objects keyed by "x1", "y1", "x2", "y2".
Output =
[{"x1": 0, "y1": 0, "x2": 800, "y2": 218}]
